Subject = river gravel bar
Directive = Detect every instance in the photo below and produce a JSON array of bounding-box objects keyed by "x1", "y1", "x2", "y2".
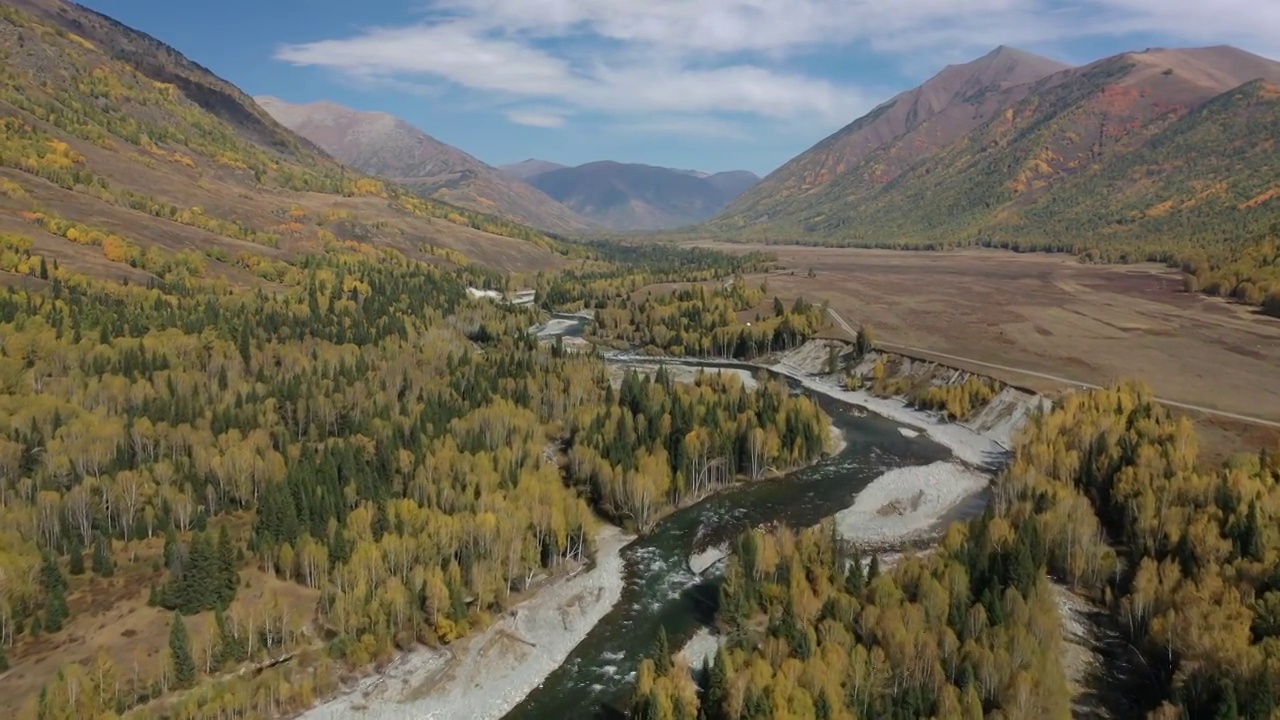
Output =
[{"x1": 300, "y1": 525, "x2": 634, "y2": 720}]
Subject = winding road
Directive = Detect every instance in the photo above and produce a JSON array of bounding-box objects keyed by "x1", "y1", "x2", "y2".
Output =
[{"x1": 827, "y1": 308, "x2": 1280, "y2": 429}]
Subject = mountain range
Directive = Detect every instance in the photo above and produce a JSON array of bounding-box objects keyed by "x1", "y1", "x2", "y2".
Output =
[
  {"x1": 2, "y1": 0, "x2": 1277, "y2": 291},
  {"x1": 255, "y1": 97, "x2": 760, "y2": 234},
  {"x1": 505, "y1": 160, "x2": 759, "y2": 232},
  {"x1": 710, "y1": 45, "x2": 1280, "y2": 256},
  {"x1": 256, "y1": 97, "x2": 595, "y2": 235}
]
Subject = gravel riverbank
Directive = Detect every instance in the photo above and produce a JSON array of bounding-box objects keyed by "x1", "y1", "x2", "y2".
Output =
[
  {"x1": 300, "y1": 526, "x2": 635, "y2": 720},
  {"x1": 834, "y1": 461, "x2": 990, "y2": 545}
]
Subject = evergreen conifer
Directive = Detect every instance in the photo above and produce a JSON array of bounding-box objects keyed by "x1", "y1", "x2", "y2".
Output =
[{"x1": 169, "y1": 613, "x2": 196, "y2": 688}]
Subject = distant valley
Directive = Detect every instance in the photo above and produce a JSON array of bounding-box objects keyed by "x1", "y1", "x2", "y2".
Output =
[{"x1": 503, "y1": 160, "x2": 759, "y2": 232}]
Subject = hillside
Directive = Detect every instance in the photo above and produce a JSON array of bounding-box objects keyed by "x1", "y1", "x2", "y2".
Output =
[
  {"x1": 709, "y1": 45, "x2": 1280, "y2": 310},
  {"x1": 500, "y1": 158, "x2": 566, "y2": 181},
  {"x1": 526, "y1": 161, "x2": 759, "y2": 231},
  {"x1": 721, "y1": 46, "x2": 1071, "y2": 224},
  {"x1": 257, "y1": 98, "x2": 594, "y2": 235},
  {"x1": 0, "y1": 0, "x2": 571, "y2": 287}
]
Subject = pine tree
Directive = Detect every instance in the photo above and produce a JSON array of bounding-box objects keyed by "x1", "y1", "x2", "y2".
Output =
[
  {"x1": 845, "y1": 547, "x2": 866, "y2": 594},
  {"x1": 1243, "y1": 501, "x2": 1264, "y2": 562},
  {"x1": 164, "y1": 524, "x2": 180, "y2": 570},
  {"x1": 40, "y1": 552, "x2": 69, "y2": 632},
  {"x1": 68, "y1": 538, "x2": 85, "y2": 576},
  {"x1": 38, "y1": 255, "x2": 48, "y2": 280},
  {"x1": 1215, "y1": 677, "x2": 1240, "y2": 720},
  {"x1": 816, "y1": 688, "x2": 834, "y2": 720},
  {"x1": 0, "y1": 642, "x2": 8, "y2": 671},
  {"x1": 169, "y1": 613, "x2": 197, "y2": 688},
  {"x1": 655, "y1": 626, "x2": 672, "y2": 674},
  {"x1": 706, "y1": 645, "x2": 729, "y2": 716},
  {"x1": 216, "y1": 525, "x2": 239, "y2": 608},
  {"x1": 856, "y1": 323, "x2": 876, "y2": 358},
  {"x1": 92, "y1": 534, "x2": 115, "y2": 577},
  {"x1": 237, "y1": 323, "x2": 252, "y2": 368},
  {"x1": 214, "y1": 607, "x2": 246, "y2": 667},
  {"x1": 826, "y1": 344, "x2": 841, "y2": 375}
]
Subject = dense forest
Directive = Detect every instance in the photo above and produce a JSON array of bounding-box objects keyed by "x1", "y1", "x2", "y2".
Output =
[
  {"x1": 995, "y1": 384, "x2": 1280, "y2": 718},
  {"x1": 0, "y1": 217, "x2": 829, "y2": 719},
  {"x1": 635, "y1": 519, "x2": 1070, "y2": 720},
  {"x1": 568, "y1": 367, "x2": 831, "y2": 531},
  {"x1": 532, "y1": 242, "x2": 776, "y2": 313},
  {"x1": 632, "y1": 383, "x2": 1280, "y2": 719},
  {"x1": 588, "y1": 279, "x2": 828, "y2": 359}
]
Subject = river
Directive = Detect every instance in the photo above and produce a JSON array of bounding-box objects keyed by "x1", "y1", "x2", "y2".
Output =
[{"x1": 504, "y1": 320, "x2": 960, "y2": 718}]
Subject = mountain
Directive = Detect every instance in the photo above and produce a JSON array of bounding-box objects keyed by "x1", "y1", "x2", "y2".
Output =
[
  {"x1": 499, "y1": 158, "x2": 567, "y2": 181},
  {"x1": 524, "y1": 161, "x2": 760, "y2": 231},
  {"x1": 257, "y1": 98, "x2": 593, "y2": 235},
  {"x1": 710, "y1": 45, "x2": 1280, "y2": 259},
  {"x1": 0, "y1": 0, "x2": 568, "y2": 285},
  {"x1": 721, "y1": 46, "x2": 1071, "y2": 225},
  {"x1": 705, "y1": 170, "x2": 761, "y2": 199}
]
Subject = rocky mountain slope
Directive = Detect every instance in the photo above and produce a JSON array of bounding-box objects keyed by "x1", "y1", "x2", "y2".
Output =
[
  {"x1": 0, "y1": 0, "x2": 569, "y2": 287},
  {"x1": 710, "y1": 45, "x2": 1280, "y2": 262},
  {"x1": 522, "y1": 161, "x2": 759, "y2": 231},
  {"x1": 257, "y1": 98, "x2": 593, "y2": 235},
  {"x1": 721, "y1": 46, "x2": 1071, "y2": 225}
]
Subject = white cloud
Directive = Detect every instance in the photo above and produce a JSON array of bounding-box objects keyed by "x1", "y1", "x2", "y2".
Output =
[
  {"x1": 505, "y1": 110, "x2": 566, "y2": 127},
  {"x1": 277, "y1": 20, "x2": 869, "y2": 123},
  {"x1": 276, "y1": 0, "x2": 1280, "y2": 136},
  {"x1": 426, "y1": 0, "x2": 1280, "y2": 56},
  {"x1": 276, "y1": 22, "x2": 575, "y2": 96}
]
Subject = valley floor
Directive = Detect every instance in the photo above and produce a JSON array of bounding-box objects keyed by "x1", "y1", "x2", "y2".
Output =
[{"x1": 694, "y1": 244, "x2": 1280, "y2": 457}]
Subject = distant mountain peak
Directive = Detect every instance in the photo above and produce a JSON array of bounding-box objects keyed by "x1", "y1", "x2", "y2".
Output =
[
  {"x1": 258, "y1": 97, "x2": 592, "y2": 234},
  {"x1": 983, "y1": 44, "x2": 1042, "y2": 60},
  {"x1": 720, "y1": 45, "x2": 1070, "y2": 221}
]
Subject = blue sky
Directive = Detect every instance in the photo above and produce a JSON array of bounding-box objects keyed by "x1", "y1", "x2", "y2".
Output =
[{"x1": 85, "y1": 0, "x2": 1280, "y2": 176}]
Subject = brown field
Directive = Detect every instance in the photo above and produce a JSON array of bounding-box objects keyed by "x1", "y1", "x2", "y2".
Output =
[{"x1": 698, "y1": 244, "x2": 1280, "y2": 453}]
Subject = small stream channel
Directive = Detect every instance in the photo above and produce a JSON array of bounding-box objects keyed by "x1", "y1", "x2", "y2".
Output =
[{"x1": 505, "y1": 319, "x2": 963, "y2": 718}]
